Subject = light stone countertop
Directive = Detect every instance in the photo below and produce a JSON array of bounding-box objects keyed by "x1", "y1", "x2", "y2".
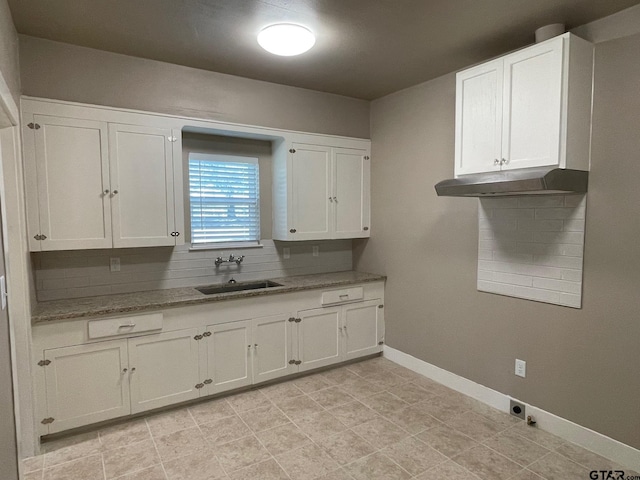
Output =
[{"x1": 32, "y1": 271, "x2": 386, "y2": 323}]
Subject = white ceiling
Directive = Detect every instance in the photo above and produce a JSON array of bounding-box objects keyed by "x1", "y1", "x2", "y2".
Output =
[{"x1": 8, "y1": 0, "x2": 639, "y2": 99}]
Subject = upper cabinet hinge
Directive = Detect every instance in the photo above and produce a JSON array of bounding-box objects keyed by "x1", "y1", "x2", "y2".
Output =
[
  {"x1": 168, "y1": 136, "x2": 178, "y2": 142},
  {"x1": 194, "y1": 334, "x2": 203, "y2": 341},
  {"x1": 170, "y1": 231, "x2": 181, "y2": 237},
  {"x1": 41, "y1": 417, "x2": 54, "y2": 425},
  {"x1": 378, "y1": 305, "x2": 384, "y2": 309},
  {"x1": 38, "y1": 359, "x2": 51, "y2": 367},
  {"x1": 289, "y1": 148, "x2": 296, "y2": 154},
  {"x1": 195, "y1": 383, "x2": 204, "y2": 389},
  {"x1": 294, "y1": 318, "x2": 301, "y2": 323},
  {"x1": 288, "y1": 317, "x2": 296, "y2": 323},
  {"x1": 27, "y1": 123, "x2": 41, "y2": 130},
  {"x1": 34, "y1": 234, "x2": 47, "y2": 241},
  {"x1": 203, "y1": 379, "x2": 213, "y2": 385},
  {"x1": 364, "y1": 155, "x2": 370, "y2": 160}
]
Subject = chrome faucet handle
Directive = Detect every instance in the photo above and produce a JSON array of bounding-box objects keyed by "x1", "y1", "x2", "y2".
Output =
[
  {"x1": 235, "y1": 255, "x2": 245, "y2": 265},
  {"x1": 228, "y1": 254, "x2": 235, "y2": 262},
  {"x1": 214, "y1": 257, "x2": 224, "y2": 267}
]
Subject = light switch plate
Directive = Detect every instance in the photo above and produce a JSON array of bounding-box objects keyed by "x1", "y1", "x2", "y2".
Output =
[{"x1": 110, "y1": 257, "x2": 121, "y2": 272}]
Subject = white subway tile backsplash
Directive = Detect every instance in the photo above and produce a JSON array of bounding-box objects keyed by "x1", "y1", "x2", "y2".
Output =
[
  {"x1": 478, "y1": 195, "x2": 586, "y2": 308},
  {"x1": 33, "y1": 239, "x2": 353, "y2": 301}
]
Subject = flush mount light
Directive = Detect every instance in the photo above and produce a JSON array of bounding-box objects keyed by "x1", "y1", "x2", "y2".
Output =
[{"x1": 257, "y1": 24, "x2": 316, "y2": 56}]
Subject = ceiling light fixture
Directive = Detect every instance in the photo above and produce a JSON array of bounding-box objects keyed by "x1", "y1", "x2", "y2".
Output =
[{"x1": 257, "y1": 24, "x2": 316, "y2": 56}]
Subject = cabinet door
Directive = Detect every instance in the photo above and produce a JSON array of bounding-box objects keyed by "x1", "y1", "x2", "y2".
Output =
[
  {"x1": 290, "y1": 144, "x2": 332, "y2": 240},
  {"x1": 333, "y1": 148, "x2": 370, "y2": 238},
  {"x1": 455, "y1": 59, "x2": 503, "y2": 176},
  {"x1": 342, "y1": 300, "x2": 384, "y2": 360},
  {"x1": 43, "y1": 340, "x2": 129, "y2": 433},
  {"x1": 128, "y1": 329, "x2": 200, "y2": 414},
  {"x1": 29, "y1": 115, "x2": 112, "y2": 251},
  {"x1": 297, "y1": 307, "x2": 342, "y2": 372},
  {"x1": 501, "y1": 37, "x2": 563, "y2": 170},
  {"x1": 109, "y1": 124, "x2": 176, "y2": 247},
  {"x1": 252, "y1": 314, "x2": 296, "y2": 384},
  {"x1": 206, "y1": 321, "x2": 253, "y2": 395}
]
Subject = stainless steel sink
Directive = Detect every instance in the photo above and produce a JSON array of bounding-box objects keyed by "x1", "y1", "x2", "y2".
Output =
[{"x1": 196, "y1": 280, "x2": 283, "y2": 295}]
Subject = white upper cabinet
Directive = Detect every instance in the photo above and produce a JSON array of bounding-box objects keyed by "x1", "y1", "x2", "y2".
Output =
[
  {"x1": 273, "y1": 141, "x2": 371, "y2": 241},
  {"x1": 25, "y1": 115, "x2": 113, "y2": 251},
  {"x1": 109, "y1": 124, "x2": 176, "y2": 248},
  {"x1": 454, "y1": 33, "x2": 593, "y2": 177},
  {"x1": 22, "y1": 102, "x2": 184, "y2": 251}
]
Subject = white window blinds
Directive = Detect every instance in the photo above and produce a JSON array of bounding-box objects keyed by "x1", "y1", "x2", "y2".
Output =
[{"x1": 189, "y1": 153, "x2": 260, "y2": 244}]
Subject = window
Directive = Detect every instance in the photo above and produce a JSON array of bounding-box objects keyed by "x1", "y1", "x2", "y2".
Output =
[{"x1": 188, "y1": 153, "x2": 260, "y2": 245}]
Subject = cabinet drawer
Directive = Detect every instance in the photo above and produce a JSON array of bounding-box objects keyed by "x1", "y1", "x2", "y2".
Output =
[
  {"x1": 321, "y1": 287, "x2": 364, "y2": 306},
  {"x1": 88, "y1": 313, "x2": 163, "y2": 339}
]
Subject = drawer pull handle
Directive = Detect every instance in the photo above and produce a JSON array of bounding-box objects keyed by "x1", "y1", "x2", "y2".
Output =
[
  {"x1": 118, "y1": 323, "x2": 136, "y2": 329},
  {"x1": 339, "y1": 294, "x2": 349, "y2": 298}
]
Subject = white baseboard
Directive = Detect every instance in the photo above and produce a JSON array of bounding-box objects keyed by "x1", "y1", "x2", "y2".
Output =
[{"x1": 384, "y1": 345, "x2": 640, "y2": 473}]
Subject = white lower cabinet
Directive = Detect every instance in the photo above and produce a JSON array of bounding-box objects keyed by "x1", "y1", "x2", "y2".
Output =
[
  {"x1": 35, "y1": 286, "x2": 385, "y2": 435},
  {"x1": 128, "y1": 329, "x2": 200, "y2": 414},
  {"x1": 42, "y1": 340, "x2": 130, "y2": 434},
  {"x1": 205, "y1": 321, "x2": 253, "y2": 395}
]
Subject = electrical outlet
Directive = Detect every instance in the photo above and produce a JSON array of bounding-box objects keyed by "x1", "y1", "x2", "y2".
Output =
[
  {"x1": 515, "y1": 359, "x2": 526, "y2": 378},
  {"x1": 283, "y1": 247, "x2": 290, "y2": 259},
  {"x1": 110, "y1": 257, "x2": 121, "y2": 272},
  {"x1": 510, "y1": 399, "x2": 526, "y2": 420},
  {"x1": 312, "y1": 246, "x2": 319, "y2": 257}
]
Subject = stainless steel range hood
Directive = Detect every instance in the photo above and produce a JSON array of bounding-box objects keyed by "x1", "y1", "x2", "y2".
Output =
[{"x1": 434, "y1": 168, "x2": 588, "y2": 197}]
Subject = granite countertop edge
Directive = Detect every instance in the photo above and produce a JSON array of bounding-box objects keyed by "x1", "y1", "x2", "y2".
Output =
[{"x1": 32, "y1": 271, "x2": 386, "y2": 324}]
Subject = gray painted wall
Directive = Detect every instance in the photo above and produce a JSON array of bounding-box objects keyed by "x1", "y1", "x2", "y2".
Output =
[
  {"x1": 354, "y1": 32, "x2": 640, "y2": 449},
  {"x1": 18, "y1": 36, "x2": 370, "y2": 138},
  {"x1": 0, "y1": 0, "x2": 19, "y2": 104}
]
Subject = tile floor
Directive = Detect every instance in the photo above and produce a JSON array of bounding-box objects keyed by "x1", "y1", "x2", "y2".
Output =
[{"x1": 21, "y1": 357, "x2": 637, "y2": 480}]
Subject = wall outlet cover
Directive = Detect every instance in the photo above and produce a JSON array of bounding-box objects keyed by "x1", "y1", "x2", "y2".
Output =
[
  {"x1": 110, "y1": 257, "x2": 121, "y2": 272},
  {"x1": 515, "y1": 359, "x2": 526, "y2": 378},
  {"x1": 312, "y1": 246, "x2": 319, "y2": 257},
  {"x1": 510, "y1": 399, "x2": 526, "y2": 420},
  {"x1": 283, "y1": 247, "x2": 290, "y2": 259}
]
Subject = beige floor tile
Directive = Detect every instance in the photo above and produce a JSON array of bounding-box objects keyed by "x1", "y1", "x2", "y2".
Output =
[
  {"x1": 317, "y1": 430, "x2": 376, "y2": 466},
  {"x1": 238, "y1": 405, "x2": 290, "y2": 432},
  {"x1": 338, "y1": 379, "x2": 386, "y2": 399},
  {"x1": 445, "y1": 410, "x2": 506, "y2": 441},
  {"x1": 528, "y1": 452, "x2": 590, "y2": 480},
  {"x1": 417, "y1": 425, "x2": 479, "y2": 458},
  {"x1": 153, "y1": 426, "x2": 209, "y2": 462},
  {"x1": 483, "y1": 429, "x2": 551, "y2": 467},
  {"x1": 99, "y1": 420, "x2": 151, "y2": 450},
  {"x1": 22, "y1": 455, "x2": 45, "y2": 473},
  {"x1": 259, "y1": 382, "x2": 304, "y2": 402},
  {"x1": 23, "y1": 471, "x2": 44, "y2": 480},
  {"x1": 351, "y1": 417, "x2": 409, "y2": 449},
  {"x1": 386, "y1": 382, "x2": 439, "y2": 404},
  {"x1": 320, "y1": 367, "x2": 361, "y2": 386},
  {"x1": 146, "y1": 409, "x2": 196, "y2": 438},
  {"x1": 316, "y1": 469, "x2": 354, "y2": 480},
  {"x1": 188, "y1": 398, "x2": 235, "y2": 425},
  {"x1": 199, "y1": 414, "x2": 251, "y2": 446},
  {"x1": 384, "y1": 405, "x2": 443, "y2": 434},
  {"x1": 42, "y1": 432, "x2": 102, "y2": 467},
  {"x1": 416, "y1": 460, "x2": 481, "y2": 480},
  {"x1": 344, "y1": 452, "x2": 412, "y2": 480},
  {"x1": 453, "y1": 445, "x2": 523, "y2": 480},
  {"x1": 227, "y1": 458, "x2": 288, "y2": 480},
  {"x1": 327, "y1": 400, "x2": 378, "y2": 428},
  {"x1": 277, "y1": 443, "x2": 340, "y2": 480},
  {"x1": 509, "y1": 470, "x2": 546, "y2": 480},
  {"x1": 362, "y1": 372, "x2": 407, "y2": 390},
  {"x1": 295, "y1": 410, "x2": 348, "y2": 442},
  {"x1": 309, "y1": 386, "x2": 355, "y2": 409},
  {"x1": 275, "y1": 394, "x2": 324, "y2": 419},
  {"x1": 292, "y1": 374, "x2": 333, "y2": 393},
  {"x1": 509, "y1": 423, "x2": 566, "y2": 450},
  {"x1": 215, "y1": 435, "x2": 271, "y2": 472},
  {"x1": 360, "y1": 391, "x2": 408, "y2": 416},
  {"x1": 162, "y1": 450, "x2": 226, "y2": 480},
  {"x1": 381, "y1": 436, "x2": 448, "y2": 476},
  {"x1": 469, "y1": 402, "x2": 522, "y2": 430},
  {"x1": 413, "y1": 395, "x2": 469, "y2": 422},
  {"x1": 555, "y1": 442, "x2": 622, "y2": 471},
  {"x1": 256, "y1": 422, "x2": 312, "y2": 455},
  {"x1": 411, "y1": 377, "x2": 457, "y2": 396},
  {"x1": 115, "y1": 465, "x2": 168, "y2": 480},
  {"x1": 43, "y1": 454, "x2": 104, "y2": 480},
  {"x1": 226, "y1": 389, "x2": 272, "y2": 412},
  {"x1": 346, "y1": 359, "x2": 391, "y2": 377},
  {"x1": 102, "y1": 439, "x2": 160, "y2": 479}
]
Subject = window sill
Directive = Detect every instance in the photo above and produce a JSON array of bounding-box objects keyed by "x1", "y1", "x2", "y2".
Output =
[{"x1": 189, "y1": 242, "x2": 264, "y2": 252}]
